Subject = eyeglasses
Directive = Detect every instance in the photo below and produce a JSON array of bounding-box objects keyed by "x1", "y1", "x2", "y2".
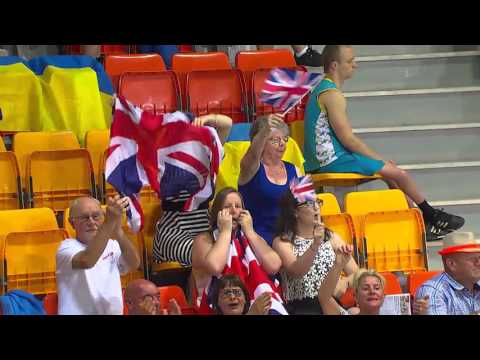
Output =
[
  {"x1": 297, "y1": 199, "x2": 323, "y2": 208},
  {"x1": 269, "y1": 136, "x2": 289, "y2": 146},
  {"x1": 220, "y1": 288, "x2": 244, "y2": 298},
  {"x1": 70, "y1": 212, "x2": 105, "y2": 224}
]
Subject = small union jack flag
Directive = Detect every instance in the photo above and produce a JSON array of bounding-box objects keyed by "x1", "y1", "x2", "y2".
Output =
[
  {"x1": 289, "y1": 175, "x2": 316, "y2": 204},
  {"x1": 260, "y1": 68, "x2": 323, "y2": 112}
]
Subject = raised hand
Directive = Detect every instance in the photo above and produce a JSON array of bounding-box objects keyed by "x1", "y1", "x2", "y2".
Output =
[
  {"x1": 106, "y1": 195, "x2": 128, "y2": 224},
  {"x1": 313, "y1": 221, "x2": 326, "y2": 245},
  {"x1": 267, "y1": 114, "x2": 286, "y2": 133},
  {"x1": 247, "y1": 292, "x2": 272, "y2": 315},
  {"x1": 138, "y1": 295, "x2": 159, "y2": 315},
  {"x1": 217, "y1": 209, "x2": 233, "y2": 234},
  {"x1": 334, "y1": 244, "x2": 353, "y2": 267},
  {"x1": 167, "y1": 298, "x2": 182, "y2": 315},
  {"x1": 237, "y1": 210, "x2": 254, "y2": 233}
]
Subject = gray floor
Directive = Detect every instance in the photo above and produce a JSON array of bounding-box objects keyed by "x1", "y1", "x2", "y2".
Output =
[{"x1": 427, "y1": 242, "x2": 443, "y2": 270}]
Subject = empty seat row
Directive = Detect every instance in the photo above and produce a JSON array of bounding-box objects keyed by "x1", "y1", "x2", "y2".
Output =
[{"x1": 105, "y1": 50, "x2": 305, "y2": 123}]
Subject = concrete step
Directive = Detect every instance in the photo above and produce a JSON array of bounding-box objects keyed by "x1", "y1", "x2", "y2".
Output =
[
  {"x1": 346, "y1": 87, "x2": 480, "y2": 128},
  {"x1": 342, "y1": 52, "x2": 480, "y2": 92},
  {"x1": 357, "y1": 162, "x2": 480, "y2": 203},
  {"x1": 354, "y1": 124, "x2": 480, "y2": 164},
  {"x1": 310, "y1": 45, "x2": 480, "y2": 57}
]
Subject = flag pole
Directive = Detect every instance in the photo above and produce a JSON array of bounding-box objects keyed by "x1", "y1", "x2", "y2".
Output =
[{"x1": 280, "y1": 86, "x2": 315, "y2": 118}]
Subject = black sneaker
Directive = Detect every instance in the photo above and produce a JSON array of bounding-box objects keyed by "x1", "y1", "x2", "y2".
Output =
[
  {"x1": 430, "y1": 208, "x2": 465, "y2": 232},
  {"x1": 425, "y1": 222, "x2": 451, "y2": 242},
  {"x1": 295, "y1": 47, "x2": 323, "y2": 67}
]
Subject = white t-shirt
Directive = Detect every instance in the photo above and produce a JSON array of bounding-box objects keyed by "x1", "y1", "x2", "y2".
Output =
[{"x1": 56, "y1": 238, "x2": 128, "y2": 315}]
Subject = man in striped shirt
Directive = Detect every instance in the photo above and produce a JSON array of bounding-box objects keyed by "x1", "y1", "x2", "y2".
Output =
[{"x1": 416, "y1": 232, "x2": 480, "y2": 315}]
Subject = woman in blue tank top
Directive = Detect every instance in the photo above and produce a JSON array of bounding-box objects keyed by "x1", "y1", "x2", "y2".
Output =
[{"x1": 238, "y1": 115, "x2": 300, "y2": 247}]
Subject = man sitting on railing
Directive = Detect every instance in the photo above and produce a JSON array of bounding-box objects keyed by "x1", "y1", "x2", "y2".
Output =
[{"x1": 303, "y1": 45, "x2": 465, "y2": 241}]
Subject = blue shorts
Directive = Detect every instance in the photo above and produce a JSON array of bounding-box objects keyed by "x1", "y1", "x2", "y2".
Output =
[
  {"x1": 315, "y1": 152, "x2": 385, "y2": 176},
  {"x1": 137, "y1": 45, "x2": 178, "y2": 69}
]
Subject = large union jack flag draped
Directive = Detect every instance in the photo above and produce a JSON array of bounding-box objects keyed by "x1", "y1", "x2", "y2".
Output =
[
  {"x1": 260, "y1": 67, "x2": 323, "y2": 112},
  {"x1": 106, "y1": 97, "x2": 223, "y2": 232},
  {"x1": 198, "y1": 229, "x2": 289, "y2": 315}
]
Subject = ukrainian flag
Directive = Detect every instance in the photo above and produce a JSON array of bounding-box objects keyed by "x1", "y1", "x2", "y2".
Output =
[
  {"x1": 0, "y1": 55, "x2": 113, "y2": 145},
  {"x1": 215, "y1": 123, "x2": 306, "y2": 195}
]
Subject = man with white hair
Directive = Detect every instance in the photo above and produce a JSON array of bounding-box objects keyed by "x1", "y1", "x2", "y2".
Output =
[
  {"x1": 56, "y1": 195, "x2": 140, "y2": 315},
  {"x1": 416, "y1": 231, "x2": 480, "y2": 315}
]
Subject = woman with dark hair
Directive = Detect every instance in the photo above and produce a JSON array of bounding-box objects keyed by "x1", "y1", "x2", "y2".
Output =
[
  {"x1": 211, "y1": 274, "x2": 272, "y2": 315},
  {"x1": 238, "y1": 114, "x2": 301, "y2": 247},
  {"x1": 272, "y1": 176, "x2": 359, "y2": 315},
  {"x1": 192, "y1": 187, "x2": 282, "y2": 310}
]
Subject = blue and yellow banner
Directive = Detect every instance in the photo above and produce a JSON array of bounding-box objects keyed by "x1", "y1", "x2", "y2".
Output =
[{"x1": 0, "y1": 55, "x2": 113, "y2": 145}]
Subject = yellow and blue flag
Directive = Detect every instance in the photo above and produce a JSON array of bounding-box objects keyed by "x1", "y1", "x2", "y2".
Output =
[{"x1": 0, "y1": 55, "x2": 113, "y2": 145}]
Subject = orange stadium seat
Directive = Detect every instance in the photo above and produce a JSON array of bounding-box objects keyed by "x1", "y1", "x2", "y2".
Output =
[
  {"x1": 104, "y1": 54, "x2": 167, "y2": 92},
  {"x1": 407, "y1": 271, "x2": 440, "y2": 298},
  {"x1": 118, "y1": 71, "x2": 181, "y2": 114},
  {"x1": 186, "y1": 69, "x2": 248, "y2": 123},
  {"x1": 159, "y1": 285, "x2": 195, "y2": 314},
  {"x1": 172, "y1": 52, "x2": 232, "y2": 109}
]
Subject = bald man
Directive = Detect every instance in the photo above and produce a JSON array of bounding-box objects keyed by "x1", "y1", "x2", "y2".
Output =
[
  {"x1": 56, "y1": 195, "x2": 140, "y2": 315},
  {"x1": 125, "y1": 279, "x2": 182, "y2": 315}
]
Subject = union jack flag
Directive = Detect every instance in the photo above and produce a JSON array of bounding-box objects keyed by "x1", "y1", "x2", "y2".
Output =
[
  {"x1": 198, "y1": 229, "x2": 288, "y2": 315},
  {"x1": 290, "y1": 175, "x2": 316, "y2": 204},
  {"x1": 106, "y1": 97, "x2": 223, "y2": 232},
  {"x1": 260, "y1": 68, "x2": 323, "y2": 112}
]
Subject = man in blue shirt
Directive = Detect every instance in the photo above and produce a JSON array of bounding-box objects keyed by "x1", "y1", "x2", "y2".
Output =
[{"x1": 416, "y1": 231, "x2": 480, "y2": 315}]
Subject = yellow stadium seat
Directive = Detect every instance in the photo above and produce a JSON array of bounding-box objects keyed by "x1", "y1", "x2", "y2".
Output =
[
  {"x1": 288, "y1": 120, "x2": 305, "y2": 152},
  {"x1": 322, "y1": 213, "x2": 358, "y2": 263},
  {"x1": 4, "y1": 229, "x2": 67, "y2": 294},
  {"x1": 310, "y1": 172, "x2": 382, "y2": 189},
  {"x1": 63, "y1": 204, "x2": 146, "y2": 287},
  {"x1": 139, "y1": 202, "x2": 183, "y2": 275},
  {"x1": 0, "y1": 208, "x2": 59, "y2": 238},
  {"x1": 363, "y1": 209, "x2": 427, "y2": 273},
  {"x1": 0, "y1": 152, "x2": 23, "y2": 209},
  {"x1": 13, "y1": 131, "x2": 80, "y2": 187},
  {"x1": 27, "y1": 149, "x2": 95, "y2": 212},
  {"x1": 317, "y1": 193, "x2": 341, "y2": 215},
  {"x1": 0, "y1": 136, "x2": 6, "y2": 151},
  {"x1": 85, "y1": 129, "x2": 110, "y2": 194},
  {"x1": 0, "y1": 207, "x2": 59, "y2": 295},
  {"x1": 215, "y1": 136, "x2": 305, "y2": 194},
  {"x1": 345, "y1": 189, "x2": 410, "y2": 240}
]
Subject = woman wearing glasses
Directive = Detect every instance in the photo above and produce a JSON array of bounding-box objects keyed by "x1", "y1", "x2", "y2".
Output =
[
  {"x1": 272, "y1": 177, "x2": 359, "y2": 315},
  {"x1": 238, "y1": 114, "x2": 301, "y2": 248},
  {"x1": 211, "y1": 274, "x2": 272, "y2": 315}
]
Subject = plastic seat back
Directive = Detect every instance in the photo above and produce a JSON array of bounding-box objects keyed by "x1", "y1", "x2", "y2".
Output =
[
  {"x1": 317, "y1": 193, "x2": 341, "y2": 216},
  {"x1": 322, "y1": 213, "x2": 358, "y2": 264},
  {"x1": 4, "y1": 229, "x2": 67, "y2": 294},
  {"x1": 407, "y1": 271, "x2": 440, "y2": 298},
  {"x1": 13, "y1": 131, "x2": 80, "y2": 187},
  {"x1": 344, "y1": 189, "x2": 410, "y2": 256},
  {"x1": 363, "y1": 209, "x2": 427, "y2": 273},
  {"x1": 118, "y1": 71, "x2": 181, "y2": 114},
  {"x1": 186, "y1": 69, "x2": 248, "y2": 123},
  {"x1": 27, "y1": 149, "x2": 95, "y2": 212},
  {"x1": 159, "y1": 285, "x2": 195, "y2": 314},
  {"x1": 0, "y1": 152, "x2": 23, "y2": 209},
  {"x1": 0, "y1": 137, "x2": 6, "y2": 151},
  {"x1": 172, "y1": 52, "x2": 231, "y2": 109},
  {"x1": 85, "y1": 129, "x2": 110, "y2": 191},
  {"x1": 43, "y1": 292, "x2": 58, "y2": 315},
  {"x1": 104, "y1": 54, "x2": 166, "y2": 92}
]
